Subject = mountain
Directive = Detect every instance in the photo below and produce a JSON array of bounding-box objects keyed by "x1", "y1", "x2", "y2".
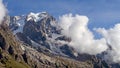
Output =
[
  {"x1": 9, "y1": 12, "x2": 76, "y2": 57},
  {"x1": 0, "y1": 12, "x2": 113, "y2": 68}
]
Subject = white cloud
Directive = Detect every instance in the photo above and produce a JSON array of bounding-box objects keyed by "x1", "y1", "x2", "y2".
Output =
[
  {"x1": 96, "y1": 24, "x2": 120, "y2": 63},
  {"x1": 59, "y1": 13, "x2": 108, "y2": 55},
  {"x1": 0, "y1": 0, "x2": 7, "y2": 23}
]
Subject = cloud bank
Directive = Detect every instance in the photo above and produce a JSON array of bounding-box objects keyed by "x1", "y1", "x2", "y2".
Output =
[
  {"x1": 59, "y1": 14, "x2": 108, "y2": 55},
  {"x1": 96, "y1": 24, "x2": 120, "y2": 63},
  {"x1": 0, "y1": 0, "x2": 6, "y2": 23},
  {"x1": 59, "y1": 13, "x2": 120, "y2": 63}
]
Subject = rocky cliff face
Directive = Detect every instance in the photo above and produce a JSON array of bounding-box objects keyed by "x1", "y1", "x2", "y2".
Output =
[{"x1": 0, "y1": 24, "x2": 30, "y2": 68}]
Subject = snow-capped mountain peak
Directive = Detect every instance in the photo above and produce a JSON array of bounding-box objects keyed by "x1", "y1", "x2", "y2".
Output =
[
  {"x1": 26, "y1": 12, "x2": 48, "y2": 22},
  {"x1": 9, "y1": 12, "x2": 51, "y2": 34}
]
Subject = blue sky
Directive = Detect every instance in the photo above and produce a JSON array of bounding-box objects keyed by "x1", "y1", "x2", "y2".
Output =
[{"x1": 3, "y1": 0, "x2": 120, "y2": 30}]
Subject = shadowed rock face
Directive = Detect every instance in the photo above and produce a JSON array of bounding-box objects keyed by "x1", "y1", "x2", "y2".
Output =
[
  {"x1": 60, "y1": 44, "x2": 76, "y2": 58},
  {"x1": 0, "y1": 34, "x2": 6, "y2": 49},
  {"x1": 23, "y1": 15, "x2": 58, "y2": 44},
  {"x1": 16, "y1": 32, "x2": 32, "y2": 45},
  {"x1": 8, "y1": 45, "x2": 15, "y2": 55}
]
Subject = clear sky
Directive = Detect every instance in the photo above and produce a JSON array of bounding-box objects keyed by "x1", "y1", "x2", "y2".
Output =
[{"x1": 3, "y1": 0, "x2": 120, "y2": 31}]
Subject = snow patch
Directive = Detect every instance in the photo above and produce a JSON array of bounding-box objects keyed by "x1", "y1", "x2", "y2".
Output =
[
  {"x1": 27, "y1": 12, "x2": 48, "y2": 22},
  {"x1": 73, "y1": 52, "x2": 78, "y2": 57},
  {"x1": 20, "y1": 45, "x2": 25, "y2": 51},
  {"x1": 13, "y1": 16, "x2": 25, "y2": 34}
]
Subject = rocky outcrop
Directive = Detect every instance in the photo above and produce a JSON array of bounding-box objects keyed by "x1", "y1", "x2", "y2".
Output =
[{"x1": 0, "y1": 24, "x2": 30, "y2": 68}]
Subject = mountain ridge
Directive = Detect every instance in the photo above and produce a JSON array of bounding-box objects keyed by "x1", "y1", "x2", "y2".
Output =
[{"x1": 0, "y1": 12, "x2": 113, "y2": 68}]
